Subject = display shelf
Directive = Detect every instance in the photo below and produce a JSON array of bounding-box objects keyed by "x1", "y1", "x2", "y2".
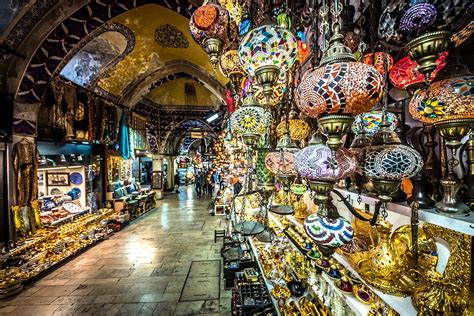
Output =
[
  {"x1": 269, "y1": 213, "x2": 371, "y2": 316},
  {"x1": 332, "y1": 253, "x2": 417, "y2": 316},
  {"x1": 333, "y1": 188, "x2": 474, "y2": 236},
  {"x1": 283, "y1": 214, "x2": 418, "y2": 316},
  {"x1": 247, "y1": 237, "x2": 281, "y2": 316},
  {"x1": 50, "y1": 207, "x2": 91, "y2": 226}
]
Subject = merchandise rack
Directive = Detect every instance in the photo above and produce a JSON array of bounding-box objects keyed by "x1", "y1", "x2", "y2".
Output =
[
  {"x1": 333, "y1": 188, "x2": 474, "y2": 237},
  {"x1": 269, "y1": 213, "x2": 371, "y2": 316},
  {"x1": 281, "y1": 213, "x2": 418, "y2": 315}
]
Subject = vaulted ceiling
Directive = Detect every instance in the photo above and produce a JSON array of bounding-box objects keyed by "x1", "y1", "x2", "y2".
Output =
[{"x1": 1, "y1": 0, "x2": 229, "y2": 151}]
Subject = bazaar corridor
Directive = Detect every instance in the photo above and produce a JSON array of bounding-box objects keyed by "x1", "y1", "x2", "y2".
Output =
[{"x1": 0, "y1": 187, "x2": 230, "y2": 316}]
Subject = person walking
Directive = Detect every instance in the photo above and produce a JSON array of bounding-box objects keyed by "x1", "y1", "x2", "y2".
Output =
[
  {"x1": 195, "y1": 172, "x2": 203, "y2": 198},
  {"x1": 174, "y1": 172, "x2": 180, "y2": 193},
  {"x1": 233, "y1": 175, "x2": 242, "y2": 196}
]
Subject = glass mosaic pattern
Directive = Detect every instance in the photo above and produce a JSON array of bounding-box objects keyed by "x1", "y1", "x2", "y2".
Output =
[
  {"x1": 265, "y1": 150, "x2": 298, "y2": 177},
  {"x1": 304, "y1": 215, "x2": 354, "y2": 247},
  {"x1": 276, "y1": 119, "x2": 310, "y2": 141},
  {"x1": 352, "y1": 110, "x2": 399, "y2": 136},
  {"x1": 409, "y1": 76, "x2": 474, "y2": 124},
  {"x1": 189, "y1": 3, "x2": 237, "y2": 51},
  {"x1": 363, "y1": 52, "x2": 394, "y2": 77},
  {"x1": 296, "y1": 62, "x2": 384, "y2": 118},
  {"x1": 389, "y1": 52, "x2": 448, "y2": 89},
  {"x1": 238, "y1": 24, "x2": 297, "y2": 76},
  {"x1": 230, "y1": 106, "x2": 270, "y2": 136},
  {"x1": 294, "y1": 144, "x2": 357, "y2": 181},
  {"x1": 363, "y1": 145, "x2": 423, "y2": 180},
  {"x1": 400, "y1": 3, "x2": 437, "y2": 34},
  {"x1": 219, "y1": 49, "x2": 243, "y2": 78}
]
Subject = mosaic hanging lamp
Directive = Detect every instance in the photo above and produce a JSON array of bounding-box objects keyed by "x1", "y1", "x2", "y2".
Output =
[
  {"x1": 363, "y1": 52, "x2": 394, "y2": 78},
  {"x1": 229, "y1": 85, "x2": 270, "y2": 146},
  {"x1": 238, "y1": 2, "x2": 297, "y2": 100},
  {"x1": 276, "y1": 109, "x2": 310, "y2": 142},
  {"x1": 294, "y1": 133, "x2": 357, "y2": 264},
  {"x1": 264, "y1": 133, "x2": 299, "y2": 180},
  {"x1": 254, "y1": 71, "x2": 287, "y2": 108},
  {"x1": 389, "y1": 52, "x2": 448, "y2": 91},
  {"x1": 220, "y1": 49, "x2": 245, "y2": 94},
  {"x1": 363, "y1": 116, "x2": 423, "y2": 207},
  {"x1": 189, "y1": 1, "x2": 237, "y2": 68},
  {"x1": 408, "y1": 48, "x2": 474, "y2": 125},
  {"x1": 296, "y1": 0, "x2": 384, "y2": 152},
  {"x1": 352, "y1": 110, "x2": 399, "y2": 137}
]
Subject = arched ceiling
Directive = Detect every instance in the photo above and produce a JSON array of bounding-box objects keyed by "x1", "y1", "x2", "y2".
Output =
[
  {"x1": 7, "y1": 0, "x2": 227, "y2": 109},
  {"x1": 97, "y1": 4, "x2": 227, "y2": 98}
]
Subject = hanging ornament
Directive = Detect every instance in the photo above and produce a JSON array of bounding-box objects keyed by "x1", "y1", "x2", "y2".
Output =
[
  {"x1": 229, "y1": 85, "x2": 271, "y2": 146},
  {"x1": 238, "y1": 16, "x2": 298, "y2": 100},
  {"x1": 220, "y1": 49, "x2": 245, "y2": 95},
  {"x1": 352, "y1": 110, "x2": 399, "y2": 137},
  {"x1": 254, "y1": 71, "x2": 287, "y2": 107},
  {"x1": 189, "y1": 1, "x2": 237, "y2": 67},
  {"x1": 363, "y1": 53, "x2": 394, "y2": 78},
  {"x1": 389, "y1": 52, "x2": 448, "y2": 91}
]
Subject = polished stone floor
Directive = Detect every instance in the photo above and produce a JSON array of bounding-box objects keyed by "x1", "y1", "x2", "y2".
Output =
[{"x1": 0, "y1": 186, "x2": 231, "y2": 315}]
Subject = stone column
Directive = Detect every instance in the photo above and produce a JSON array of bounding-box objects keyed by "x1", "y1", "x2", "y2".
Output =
[{"x1": 152, "y1": 154, "x2": 163, "y2": 200}]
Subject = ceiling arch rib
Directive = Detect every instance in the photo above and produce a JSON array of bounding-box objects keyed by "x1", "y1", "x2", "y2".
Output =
[
  {"x1": 119, "y1": 60, "x2": 225, "y2": 108},
  {"x1": 13, "y1": 0, "x2": 198, "y2": 103}
]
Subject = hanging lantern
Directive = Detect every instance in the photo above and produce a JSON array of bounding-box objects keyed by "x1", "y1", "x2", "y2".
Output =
[
  {"x1": 264, "y1": 133, "x2": 299, "y2": 179},
  {"x1": 389, "y1": 52, "x2": 448, "y2": 91},
  {"x1": 294, "y1": 134, "x2": 357, "y2": 263},
  {"x1": 409, "y1": 76, "x2": 474, "y2": 124},
  {"x1": 189, "y1": 2, "x2": 237, "y2": 67},
  {"x1": 220, "y1": 49, "x2": 245, "y2": 92},
  {"x1": 296, "y1": 31, "x2": 384, "y2": 151},
  {"x1": 276, "y1": 118, "x2": 310, "y2": 142},
  {"x1": 352, "y1": 110, "x2": 399, "y2": 137},
  {"x1": 239, "y1": 23, "x2": 298, "y2": 100},
  {"x1": 363, "y1": 120, "x2": 423, "y2": 206},
  {"x1": 363, "y1": 53, "x2": 394, "y2": 77},
  {"x1": 408, "y1": 50, "x2": 473, "y2": 124},
  {"x1": 229, "y1": 86, "x2": 271, "y2": 146}
]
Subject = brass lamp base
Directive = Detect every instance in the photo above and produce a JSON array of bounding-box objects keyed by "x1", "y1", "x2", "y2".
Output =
[
  {"x1": 372, "y1": 178, "x2": 402, "y2": 206},
  {"x1": 255, "y1": 65, "x2": 280, "y2": 101},
  {"x1": 204, "y1": 38, "x2": 223, "y2": 67},
  {"x1": 318, "y1": 115, "x2": 354, "y2": 152},
  {"x1": 308, "y1": 180, "x2": 335, "y2": 203},
  {"x1": 405, "y1": 31, "x2": 451, "y2": 80},
  {"x1": 434, "y1": 118, "x2": 473, "y2": 150}
]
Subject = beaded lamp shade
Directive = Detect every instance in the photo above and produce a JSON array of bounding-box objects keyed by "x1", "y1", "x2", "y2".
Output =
[
  {"x1": 276, "y1": 119, "x2": 310, "y2": 141},
  {"x1": 389, "y1": 52, "x2": 448, "y2": 89},
  {"x1": 189, "y1": 3, "x2": 237, "y2": 63},
  {"x1": 352, "y1": 111, "x2": 399, "y2": 136},
  {"x1": 304, "y1": 216, "x2": 354, "y2": 248},
  {"x1": 220, "y1": 50, "x2": 244, "y2": 79},
  {"x1": 363, "y1": 145, "x2": 423, "y2": 180},
  {"x1": 265, "y1": 150, "x2": 298, "y2": 177},
  {"x1": 238, "y1": 24, "x2": 298, "y2": 76},
  {"x1": 363, "y1": 53, "x2": 394, "y2": 77},
  {"x1": 409, "y1": 76, "x2": 474, "y2": 124},
  {"x1": 294, "y1": 144, "x2": 357, "y2": 182},
  {"x1": 296, "y1": 62, "x2": 384, "y2": 118}
]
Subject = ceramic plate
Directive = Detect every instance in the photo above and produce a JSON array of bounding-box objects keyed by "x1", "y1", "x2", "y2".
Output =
[{"x1": 70, "y1": 172, "x2": 83, "y2": 185}]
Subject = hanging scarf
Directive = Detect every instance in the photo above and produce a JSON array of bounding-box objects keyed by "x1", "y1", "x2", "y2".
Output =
[{"x1": 118, "y1": 111, "x2": 131, "y2": 160}]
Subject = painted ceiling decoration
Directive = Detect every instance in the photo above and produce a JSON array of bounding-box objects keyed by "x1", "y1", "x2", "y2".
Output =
[
  {"x1": 155, "y1": 24, "x2": 189, "y2": 48},
  {"x1": 14, "y1": 0, "x2": 199, "y2": 104}
]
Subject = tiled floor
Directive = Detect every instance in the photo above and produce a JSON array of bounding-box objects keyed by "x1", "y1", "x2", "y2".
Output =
[{"x1": 0, "y1": 186, "x2": 231, "y2": 315}]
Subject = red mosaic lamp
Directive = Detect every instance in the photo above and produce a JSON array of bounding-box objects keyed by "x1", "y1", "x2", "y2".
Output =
[{"x1": 189, "y1": 1, "x2": 237, "y2": 68}]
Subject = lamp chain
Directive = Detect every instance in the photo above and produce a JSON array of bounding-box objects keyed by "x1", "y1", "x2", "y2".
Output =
[
  {"x1": 330, "y1": 0, "x2": 343, "y2": 35},
  {"x1": 357, "y1": 0, "x2": 367, "y2": 58},
  {"x1": 319, "y1": 0, "x2": 330, "y2": 52}
]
